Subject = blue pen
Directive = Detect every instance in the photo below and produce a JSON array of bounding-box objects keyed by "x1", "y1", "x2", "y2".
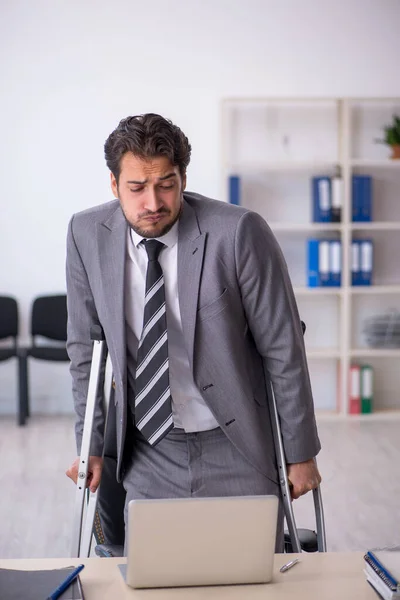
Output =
[{"x1": 46, "y1": 564, "x2": 85, "y2": 600}]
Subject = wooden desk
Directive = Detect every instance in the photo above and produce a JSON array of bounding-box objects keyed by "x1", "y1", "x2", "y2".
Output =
[{"x1": 0, "y1": 553, "x2": 376, "y2": 599}]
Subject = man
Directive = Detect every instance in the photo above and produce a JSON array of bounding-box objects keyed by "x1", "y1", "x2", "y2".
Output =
[{"x1": 66, "y1": 113, "x2": 321, "y2": 552}]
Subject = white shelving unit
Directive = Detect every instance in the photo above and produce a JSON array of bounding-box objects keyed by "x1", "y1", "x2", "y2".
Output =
[{"x1": 221, "y1": 97, "x2": 400, "y2": 416}]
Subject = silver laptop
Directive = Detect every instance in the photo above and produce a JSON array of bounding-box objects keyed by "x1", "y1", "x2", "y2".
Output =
[{"x1": 119, "y1": 495, "x2": 278, "y2": 589}]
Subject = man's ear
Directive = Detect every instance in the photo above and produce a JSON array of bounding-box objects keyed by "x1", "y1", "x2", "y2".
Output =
[
  {"x1": 110, "y1": 172, "x2": 119, "y2": 198},
  {"x1": 182, "y1": 172, "x2": 187, "y2": 191}
]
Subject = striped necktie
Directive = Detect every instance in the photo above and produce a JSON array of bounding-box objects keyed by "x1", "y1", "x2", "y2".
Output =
[{"x1": 134, "y1": 239, "x2": 174, "y2": 445}]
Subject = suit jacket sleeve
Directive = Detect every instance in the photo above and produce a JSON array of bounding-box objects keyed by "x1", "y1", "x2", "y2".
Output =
[
  {"x1": 66, "y1": 215, "x2": 106, "y2": 456},
  {"x1": 234, "y1": 210, "x2": 321, "y2": 463}
]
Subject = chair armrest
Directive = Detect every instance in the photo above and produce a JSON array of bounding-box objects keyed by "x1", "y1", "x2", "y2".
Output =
[{"x1": 95, "y1": 544, "x2": 124, "y2": 558}]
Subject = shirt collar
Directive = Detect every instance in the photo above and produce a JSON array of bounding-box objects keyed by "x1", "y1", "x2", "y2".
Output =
[{"x1": 130, "y1": 219, "x2": 179, "y2": 250}]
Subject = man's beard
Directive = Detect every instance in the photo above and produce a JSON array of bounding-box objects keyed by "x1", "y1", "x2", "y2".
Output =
[{"x1": 122, "y1": 204, "x2": 182, "y2": 238}]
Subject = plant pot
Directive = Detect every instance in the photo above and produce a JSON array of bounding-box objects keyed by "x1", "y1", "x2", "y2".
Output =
[{"x1": 390, "y1": 145, "x2": 400, "y2": 159}]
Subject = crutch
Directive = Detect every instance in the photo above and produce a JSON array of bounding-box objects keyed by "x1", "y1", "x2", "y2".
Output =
[
  {"x1": 71, "y1": 323, "x2": 327, "y2": 556},
  {"x1": 71, "y1": 325, "x2": 113, "y2": 558},
  {"x1": 268, "y1": 380, "x2": 327, "y2": 553}
]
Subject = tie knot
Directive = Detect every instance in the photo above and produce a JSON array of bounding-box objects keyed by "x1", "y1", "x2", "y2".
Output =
[{"x1": 143, "y1": 239, "x2": 165, "y2": 261}]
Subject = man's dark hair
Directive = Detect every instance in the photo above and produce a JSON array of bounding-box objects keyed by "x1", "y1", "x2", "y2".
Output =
[{"x1": 104, "y1": 113, "x2": 191, "y2": 182}]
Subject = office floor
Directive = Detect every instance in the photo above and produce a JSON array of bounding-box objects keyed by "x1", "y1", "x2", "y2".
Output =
[{"x1": 0, "y1": 414, "x2": 399, "y2": 558}]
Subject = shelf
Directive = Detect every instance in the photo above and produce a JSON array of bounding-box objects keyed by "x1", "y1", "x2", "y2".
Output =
[
  {"x1": 350, "y1": 348, "x2": 400, "y2": 358},
  {"x1": 316, "y1": 410, "x2": 400, "y2": 420},
  {"x1": 294, "y1": 285, "x2": 400, "y2": 295},
  {"x1": 363, "y1": 410, "x2": 400, "y2": 419},
  {"x1": 350, "y1": 222, "x2": 400, "y2": 231},
  {"x1": 306, "y1": 349, "x2": 341, "y2": 359},
  {"x1": 270, "y1": 222, "x2": 400, "y2": 232},
  {"x1": 350, "y1": 159, "x2": 400, "y2": 168},
  {"x1": 226, "y1": 161, "x2": 338, "y2": 174},
  {"x1": 370, "y1": 409, "x2": 400, "y2": 415},
  {"x1": 271, "y1": 223, "x2": 343, "y2": 233},
  {"x1": 294, "y1": 286, "x2": 342, "y2": 296},
  {"x1": 222, "y1": 96, "x2": 400, "y2": 419},
  {"x1": 223, "y1": 97, "x2": 339, "y2": 105},
  {"x1": 350, "y1": 285, "x2": 400, "y2": 294}
]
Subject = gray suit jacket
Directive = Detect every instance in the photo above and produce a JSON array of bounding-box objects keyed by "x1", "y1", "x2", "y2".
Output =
[{"x1": 66, "y1": 192, "x2": 320, "y2": 484}]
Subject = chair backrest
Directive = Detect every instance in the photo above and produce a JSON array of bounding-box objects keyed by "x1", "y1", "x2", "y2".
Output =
[
  {"x1": 31, "y1": 294, "x2": 68, "y2": 341},
  {"x1": 0, "y1": 296, "x2": 18, "y2": 340}
]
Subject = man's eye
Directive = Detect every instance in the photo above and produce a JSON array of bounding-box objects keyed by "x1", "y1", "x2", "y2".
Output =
[
  {"x1": 160, "y1": 184, "x2": 174, "y2": 190},
  {"x1": 130, "y1": 188, "x2": 143, "y2": 193}
]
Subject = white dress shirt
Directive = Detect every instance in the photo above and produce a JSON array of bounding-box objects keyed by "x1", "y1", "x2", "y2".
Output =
[{"x1": 125, "y1": 221, "x2": 219, "y2": 432}]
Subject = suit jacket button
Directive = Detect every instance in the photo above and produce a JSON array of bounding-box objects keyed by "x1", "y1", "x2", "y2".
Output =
[{"x1": 112, "y1": 379, "x2": 116, "y2": 390}]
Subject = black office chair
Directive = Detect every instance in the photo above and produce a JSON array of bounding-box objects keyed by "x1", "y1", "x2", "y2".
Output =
[
  {"x1": 0, "y1": 296, "x2": 26, "y2": 425},
  {"x1": 20, "y1": 294, "x2": 69, "y2": 420},
  {"x1": 93, "y1": 398, "x2": 126, "y2": 556}
]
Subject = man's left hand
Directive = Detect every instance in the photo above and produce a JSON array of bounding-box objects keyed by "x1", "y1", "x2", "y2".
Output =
[{"x1": 286, "y1": 458, "x2": 321, "y2": 500}]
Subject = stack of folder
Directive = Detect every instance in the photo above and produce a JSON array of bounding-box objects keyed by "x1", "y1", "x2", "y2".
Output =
[
  {"x1": 364, "y1": 547, "x2": 400, "y2": 599},
  {"x1": 312, "y1": 173, "x2": 373, "y2": 223},
  {"x1": 352, "y1": 239, "x2": 373, "y2": 286},
  {"x1": 307, "y1": 239, "x2": 341, "y2": 287},
  {"x1": 349, "y1": 364, "x2": 373, "y2": 414},
  {"x1": 353, "y1": 175, "x2": 372, "y2": 222},
  {"x1": 312, "y1": 174, "x2": 343, "y2": 223}
]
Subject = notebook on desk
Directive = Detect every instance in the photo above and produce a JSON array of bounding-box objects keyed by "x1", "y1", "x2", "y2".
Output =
[
  {"x1": 364, "y1": 545, "x2": 400, "y2": 599},
  {"x1": 0, "y1": 566, "x2": 84, "y2": 600},
  {"x1": 118, "y1": 495, "x2": 279, "y2": 589}
]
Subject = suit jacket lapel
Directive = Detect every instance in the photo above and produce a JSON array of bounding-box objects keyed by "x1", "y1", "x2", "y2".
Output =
[
  {"x1": 97, "y1": 205, "x2": 127, "y2": 383},
  {"x1": 178, "y1": 199, "x2": 206, "y2": 371}
]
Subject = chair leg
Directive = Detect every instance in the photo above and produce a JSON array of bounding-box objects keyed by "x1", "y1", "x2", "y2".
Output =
[
  {"x1": 18, "y1": 353, "x2": 29, "y2": 426},
  {"x1": 25, "y1": 358, "x2": 30, "y2": 418}
]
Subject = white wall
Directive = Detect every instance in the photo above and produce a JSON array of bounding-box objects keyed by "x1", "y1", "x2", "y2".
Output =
[{"x1": 0, "y1": 0, "x2": 399, "y2": 414}]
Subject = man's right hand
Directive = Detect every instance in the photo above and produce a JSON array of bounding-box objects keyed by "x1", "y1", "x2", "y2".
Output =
[{"x1": 66, "y1": 456, "x2": 104, "y2": 493}]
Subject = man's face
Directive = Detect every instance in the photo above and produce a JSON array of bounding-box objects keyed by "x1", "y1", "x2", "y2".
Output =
[{"x1": 111, "y1": 153, "x2": 186, "y2": 238}]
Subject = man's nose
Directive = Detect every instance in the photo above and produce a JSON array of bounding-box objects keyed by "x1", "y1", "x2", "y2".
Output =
[{"x1": 144, "y1": 189, "x2": 163, "y2": 212}]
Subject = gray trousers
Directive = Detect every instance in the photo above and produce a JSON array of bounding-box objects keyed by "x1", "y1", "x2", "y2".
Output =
[{"x1": 122, "y1": 426, "x2": 284, "y2": 554}]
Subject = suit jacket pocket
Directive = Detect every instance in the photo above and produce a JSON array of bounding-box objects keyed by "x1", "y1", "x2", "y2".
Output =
[{"x1": 197, "y1": 288, "x2": 229, "y2": 322}]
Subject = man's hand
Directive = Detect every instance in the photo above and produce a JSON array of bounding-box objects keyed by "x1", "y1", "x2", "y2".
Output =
[
  {"x1": 286, "y1": 458, "x2": 321, "y2": 500},
  {"x1": 66, "y1": 456, "x2": 104, "y2": 493}
]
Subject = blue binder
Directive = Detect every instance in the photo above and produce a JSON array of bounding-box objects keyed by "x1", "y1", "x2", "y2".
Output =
[
  {"x1": 351, "y1": 241, "x2": 361, "y2": 286},
  {"x1": 319, "y1": 240, "x2": 330, "y2": 286},
  {"x1": 228, "y1": 175, "x2": 240, "y2": 205},
  {"x1": 352, "y1": 175, "x2": 372, "y2": 222},
  {"x1": 329, "y1": 240, "x2": 341, "y2": 287},
  {"x1": 360, "y1": 239, "x2": 373, "y2": 285},
  {"x1": 312, "y1": 177, "x2": 331, "y2": 222},
  {"x1": 307, "y1": 239, "x2": 320, "y2": 287}
]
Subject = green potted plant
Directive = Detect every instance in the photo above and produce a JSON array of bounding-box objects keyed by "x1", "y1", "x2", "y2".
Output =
[{"x1": 376, "y1": 114, "x2": 400, "y2": 159}]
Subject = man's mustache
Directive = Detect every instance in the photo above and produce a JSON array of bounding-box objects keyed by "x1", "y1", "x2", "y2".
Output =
[{"x1": 139, "y1": 208, "x2": 171, "y2": 218}]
